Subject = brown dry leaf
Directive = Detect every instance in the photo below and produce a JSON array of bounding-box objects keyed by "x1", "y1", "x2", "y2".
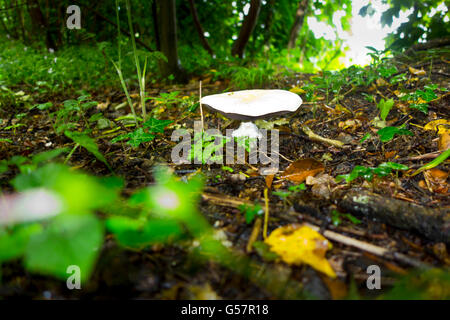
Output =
[
  {"x1": 439, "y1": 132, "x2": 450, "y2": 151},
  {"x1": 321, "y1": 277, "x2": 348, "y2": 300},
  {"x1": 306, "y1": 173, "x2": 336, "y2": 199},
  {"x1": 97, "y1": 98, "x2": 110, "y2": 111},
  {"x1": 385, "y1": 151, "x2": 397, "y2": 159},
  {"x1": 409, "y1": 66, "x2": 427, "y2": 76},
  {"x1": 423, "y1": 169, "x2": 449, "y2": 194},
  {"x1": 265, "y1": 224, "x2": 336, "y2": 278},
  {"x1": 376, "y1": 78, "x2": 389, "y2": 87},
  {"x1": 265, "y1": 174, "x2": 275, "y2": 189},
  {"x1": 280, "y1": 158, "x2": 324, "y2": 183}
]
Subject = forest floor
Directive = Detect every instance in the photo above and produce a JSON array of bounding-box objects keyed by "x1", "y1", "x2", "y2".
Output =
[{"x1": 0, "y1": 47, "x2": 449, "y2": 299}]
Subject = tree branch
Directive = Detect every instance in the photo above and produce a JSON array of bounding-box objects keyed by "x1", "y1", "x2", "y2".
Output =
[{"x1": 188, "y1": 0, "x2": 214, "y2": 56}]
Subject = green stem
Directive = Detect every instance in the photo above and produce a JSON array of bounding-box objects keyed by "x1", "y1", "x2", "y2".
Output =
[
  {"x1": 125, "y1": 0, "x2": 147, "y2": 120},
  {"x1": 65, "y1": 143, "x2": 79, "y2": 164}
]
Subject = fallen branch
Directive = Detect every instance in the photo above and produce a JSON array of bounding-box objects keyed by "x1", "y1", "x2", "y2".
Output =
[
  {"x1": 306, "y1": 224, "x2": 428, "y2": 269},
  {"x1": 202, "y1": 192, "x2": 429, "y2": 267},
  {"x1": 339, "y1": 189, "x2": 450, "y2": 243},
  {"x1": 302, "y1": 126, "x2": 344, "y2": 148}
]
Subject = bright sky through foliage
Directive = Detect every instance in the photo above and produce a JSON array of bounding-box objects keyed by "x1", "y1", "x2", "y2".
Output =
[{"x1": 308, "y1": 0, "x2": 413, "y2": 67}]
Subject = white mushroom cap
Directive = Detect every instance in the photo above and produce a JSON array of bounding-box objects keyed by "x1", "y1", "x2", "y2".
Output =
[{"x1": 201, "y1": 89, "x2": 302, "y2": 120}]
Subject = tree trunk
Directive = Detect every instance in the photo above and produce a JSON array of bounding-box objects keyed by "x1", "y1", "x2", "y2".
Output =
[
  {"x1": 151, "y1": 0, "x2": 161, "y2": 51},
  {"x1": 262, "y1": 0, "x2": 276, "y2": 47},
  {"x1": 231, "y1": 0, "x2": 262, "y2": 58},
  {"x1": 27, "y1": 0, "x2": 57, "y2": 49},
  {"x1": 16, "y1": 3, "x2": 27, "y2": 42},
  {"x1": 188, "y1": 0, "x2": 214, "y2": 56},
  {"x1": 287, "y1": 0, "x2": 309, "y2": 49},
  {"x1": 156, "y1": 0, "x2": 186, "y2": 81}
]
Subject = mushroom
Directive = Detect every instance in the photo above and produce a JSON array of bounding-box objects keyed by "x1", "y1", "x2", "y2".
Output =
[{"x1": 201, "y1": 89, "x2": 302, "y2": 139}]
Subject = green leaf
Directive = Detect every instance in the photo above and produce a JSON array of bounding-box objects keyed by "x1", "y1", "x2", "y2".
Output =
[
  {"x1": 377, "y1": 98, "x2": 395, "y2": 121},
  {"x1": 0, "y1": 160, "x2": 8, "y2": 174},
  {"x1": 32, "y1": 102, "x2": 53, "y2": 111},
  {"x1": 410, "y1": 103, "x2": 428, "y2": 114},
  {"x1": 238, "y1": 204, "x2": 264, "y2": 224},
  {"x1": 342, "y1": 213, "x2": 361, "y2": 225},
  {"x1": 31, "y1": 148, "x2": 68, "y2": 165},
  {"x1": 106, "y1": 216, "x2": 184, "y2": 248},
  {"x1": 379, "y1": 162, "x2": 409, "y2": 171},
  {"x1": 11, "y1": 163, "x2": 120, "y2": 212},
  {"x1": 360, "y1": 133, "x2": 371, "y2": 143},
  {"x1": 377, "y1": 126, "x2": 413, "y2": 143},
  {"x1": 288, "y1": 184, "x2": 306, "y2": 192},
  {"x1": 253, "y1": 241, "x2": 279, "y2": 262},
  {"x1": 412, "y1": 149, "x2": 450, "y2": 176},
  {"x1": 64, "y1": 131, "x2": 111, "y2": 170},
  {"x1": 143, "y1": 118, "x2": 173, "y2": 133},
  {"x1": 0, "y1": 224, "x2": 43, "y2": 262},
  {"x1": 25, "y1": 213, "x2": 104, "y2": 282}
]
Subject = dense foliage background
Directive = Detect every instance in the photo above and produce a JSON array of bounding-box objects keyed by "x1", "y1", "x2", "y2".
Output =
[{"x1": 0, "y1": 0, "x2": 448, "y2": 83}]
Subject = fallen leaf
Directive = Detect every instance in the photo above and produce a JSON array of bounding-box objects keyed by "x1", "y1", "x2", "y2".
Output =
[
  {"x1": 424, "y1": 119, "x2": 450, "y2": 135},
  {"x1": 265, "y1": 174, "x2": 274, "y2": 189},
  {"x1": 255, "y1": 119, "x2": 289, "y2": 130},
  {"x1": 409, "y1": 66, "x2": 426, "y2": 76},
  {"x1": 289, "y1": 86, "x2": 306, "y2": 94},
  {"x1": 280, "y1": 158, "x2": 324, "y2": 183},
  {"x1": 423, "y1": 169, "x2": 448, "y2": 194},
  {"x1": 385, "y1": 151, "x2": 397, "y2": 159},
  {"x1": 335, "y1": 104, "x2": 352, "y2": 114},
  {"x1": 265, "y1": 224, "x2": 336, "y2": 278},
  {"x1": 439, "y1": 132, "x2": 450, "y2": 151},
  {"x1": 376, "y1": 78, "x2": 389, "y2": 87},
  {"x1": 306, "y1": 173, "x2": 336, "y2": 199}
]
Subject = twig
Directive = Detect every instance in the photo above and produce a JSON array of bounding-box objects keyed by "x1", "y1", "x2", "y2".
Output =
[
  {"x1": 199, "y1": 81, "x2": 204, "y2": 132},
  {"x1": 307, "y1": 224, "x2": 429, "y2": 269},
  {"x1": 396, "y1": 151, "x2": 440, "y2": 162},
  {"x1": 263, "y1": 188, "x2": 269, "y2": 239},
  {"x1": 246, "y1": 218, "x2": 262, "y2": 253},
  {"x1": 302, "y1": 126, "x2": 344, "y2": 148}
]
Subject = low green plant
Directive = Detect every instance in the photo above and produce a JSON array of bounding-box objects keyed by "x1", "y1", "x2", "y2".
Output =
[
  {"x1": 330, "y1": 209, "x2": 361, "y2": 226},
  {"x1": 190, "y1": 131, "x2": 230, "y2": 164},
  {"x1": 111, "y1": 117, "x2": 172, "y2": 148},
  {"x1": 64, "y1": 131, "x2": 112, "y2": 171},
  {"x1": 272, "y1": 183, "x2": 306, "y2": 200},
  {"x1": 336, "y1": 162, "x2": 409, "y2": 183},
  {"x1": 377, "y1": 125, "x2": 413, "y2": 143},
  {"x1": 0, "y1": 148, "x2": 68, "y2": 174},
  {"x1": 238, "y1": 203, "x2": 264, "y2": 224},
  {"x1": 359, "y1": 132, "x2": 372, "y2": 144},
  {"x1": 400, "y1": 84, "x2": 440, "y2": 114},
  {"x1": 1, "y1": 163, "x2": 122, "y2": 282},
  {"x1": 51, "y1": 95, "x2": 97, "y2": 133},
  {"x1": 146, "y1": 91, "x2": 182, "y2": 108},
  {"x1": 377, "y1": 98, "x2": 395, "y2": 121}
]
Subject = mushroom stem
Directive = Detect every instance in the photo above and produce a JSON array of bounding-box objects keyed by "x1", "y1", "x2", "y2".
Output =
[{"x1": 232, "y1": 122, "x2": 262, "y2": 139}]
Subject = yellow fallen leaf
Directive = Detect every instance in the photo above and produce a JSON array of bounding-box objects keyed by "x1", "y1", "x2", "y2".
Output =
[
  {"x1": 335, "y1": 104, "x2": 352, "y2": 114},
  {"x1": 424, "y1": 119, "x2": 450, "y2": 135},
  {"x1": 289, "y1": 86, "x2": 306, "y2": 94},
  {"x1": 409, "y1": 66, "x2": 426, "y2": 76},
  {"x1": 376, "y1": 78, "x2": 389, "y2": 87},
  {"x1": 265, "y1": 224, "x2": 336, "y2": 278}
]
